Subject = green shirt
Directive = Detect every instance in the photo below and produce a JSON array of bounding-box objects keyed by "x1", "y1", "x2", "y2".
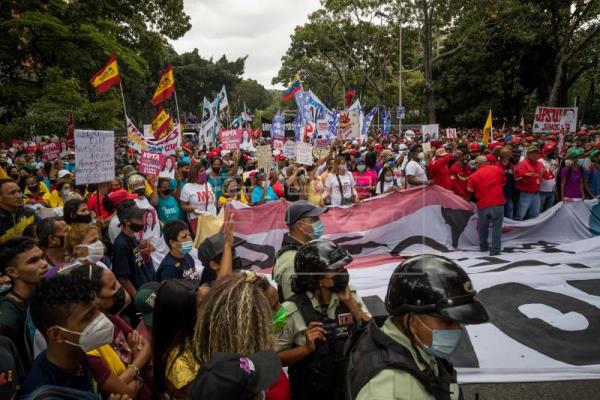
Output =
[
  {"x1": 356, "y1": 318, "x2": 460, "y2": 400},
  {"x1": 273, "y1": 249, "x2": 296, "y2": 301}
]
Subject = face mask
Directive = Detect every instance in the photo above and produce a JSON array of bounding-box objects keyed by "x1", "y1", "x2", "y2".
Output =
[
  {"x1": 414, "y1": 315, "x2": 462, "y2": 359},
  {"x1": 106, "y1": 287, "x2": 128, "y2": 315},
  {"x1": 339, "y1": 164, "x2": 348, "y2": 172},
  {"x1": 417, "y1": 152, "x2": 425, "y2": 161},
  {"x1": 161, "y1": 189, "x2": 172, "y2": 196},
  {"x1": 357, "y1": 165, "x2": 366, "y2": 172},
  {"x1": 178, "y1": 152, "x2": 185, "y2": 158},
  {"x1": 272, "y1": 306, "x2": 289, "y2": 334},
  {"x1": 331, "y1": 269, "x2": 350, "y2": 293},
  {"x1": 72, "y1": 214, "x2": 92, "y2": 224},
  {"x1": 56, "y1": 313, "x2": 114, "y2": 352},
  {"x1": 83, "y1": 240, "x2": 105, "y2": 263},
  {"x1": 212, "y1": 165, "x2": 221, "y2": 173},
  {"x1": 129, "y1": 222, "x2": 144, "y2": 233},
  {"x1": 197, "y1": 172, "x2": 208, "y2": 184},
  {"x1": 28, "y1": 185, "x2": 39, "y2": 192},
  {"x1": 578, "y1": 159, "x2": 584, "y2": 167},
  {"x1": 135, "y1": 188, "x2": 145, "y2": 196},
  {"x1": 62, "y1": 190, "x2": 73, "y2": 197},
  {"x1": 384, "y1": 176, "x2": 394, "y2": 182},
  {"x1": 309, "y1": 220, "x2": 325, "y2": 239},
  {"x1": 180, "y1": 240, "x2": 194, "y2": 254}
]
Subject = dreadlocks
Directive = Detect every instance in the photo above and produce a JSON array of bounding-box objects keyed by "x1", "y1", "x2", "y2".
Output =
[{"x1": 193, "y1": 273, "x2": 273, "y2": 363}]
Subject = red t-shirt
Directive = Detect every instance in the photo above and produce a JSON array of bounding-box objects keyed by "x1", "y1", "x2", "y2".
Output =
[
  {"x1": 266, "y1": 370, "x2": 291, "y2": 400},
  {"x1": 353, "y1": 170, "x2": 377, "y2": 200},
  {"x1": 514, "y1": 159, "x2": 544, "y2": 193},
  {"x1": 272, "y1": 180, "x2": 285, "y2": 198},
  {"x1": 449, "y1": 162, "x2": 471, "y2": 199},
  {"x1": 428, "y1": 155, "x2": 453, "y2": 191},
  {"x1": 87, "y1": 192, "x2": 110, "y2": 219},
  {"x1": 467, "y1": 165, "x2": 506, "y2": 208}
]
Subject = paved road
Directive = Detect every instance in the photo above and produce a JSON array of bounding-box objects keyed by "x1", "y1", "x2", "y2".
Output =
[{"x1": 462, "y1": 380, "x2": 600, "y2": 400}]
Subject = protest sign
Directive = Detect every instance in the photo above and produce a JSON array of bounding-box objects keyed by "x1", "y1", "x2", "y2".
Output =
[
  {"x1": 255, "y1": 145, "x2": 272, "y2": 173},
  {"x1": 422, "y1": 141, "x2": 432, "y2": 155},
  {"x1": 302, "y1": 121, "x2": 315, "y2": 141},
  {"x1": 296, "y1": 143, "x2": 314, "y2": 166},
  {"x1": 220, "y1": 129, "x2": 241, "y2": 151},
  {"x1": 316, "y1": 119, "x2": 329, "y2": 138},
  {"x1": 446, "y1": 128, "x2": 457, "y2": 139},
  {"x1": 138, "y1": 151, "x2": 164, "y2": 176},
  {"x1": 339, "y1": 110, "x2": 360, "y2": 139},
  {"x1": 159, "y1": 156, "x2": 176, "y2": 179},
  {"x1": 313, "y1": 139, "x2": 330, "y2": 159},
  {"x1": 127, "y1": 117, "x2": 180, "y2": 155},
  {"x1": 404, "y1": 129, "x2": 416, "y2": 142},
  {"x1": 422, "y1": 124, "x2": 439, "y2": 142},
  {"x1": 532, "y1": 107, "x2": 578, "y2": 133},
  {"x1": 75, "y1": 130, "x2": 114, "y2": 185},
  {"x1": 283, "y1": 141, "x2": 297, "y2": 158},
  {"x1": 239, "y1": 128, "x2": 254, "y2": 151},
  {"x1": 41, "y1": 142, "x2": 61, "y2": 161}
]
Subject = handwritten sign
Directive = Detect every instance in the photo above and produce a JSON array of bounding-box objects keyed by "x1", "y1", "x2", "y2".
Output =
[
  {"x1": 296, "y1": 143, "x2": 314, "y2": 166},
  {"x1": 422, "y1": 124, "x2": 439, "y2": 142},
  {"x1": 41, "y1": 142, "x2": 61, "y2": 161},
  {"x1": 220, "y1": 129, "x2": 241, "y2": 151},
  {"x1": 446, "y1": 128, "x2": 457, "y2": 139},
  {"x1": 255, "y1": 145, "x2": 272, "y2": 173},
  {"x1": 138, "y1": 151, "x2": 164, "y2": 176},
  {"x1": 312, "y1": 139, "x2": 330, "y2": 159},
  {"x1": 283, "y1": 141, "x2": 297, "y2": 158},
  {"x1": 532, "y1": 107, "x2": 578, "y2": 134},
  {"x1": 75, "y1": 130, "x2": 114, "y2": 185}
]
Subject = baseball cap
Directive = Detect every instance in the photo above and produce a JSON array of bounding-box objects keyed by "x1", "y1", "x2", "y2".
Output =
[
  {"x1": 526, "y1": 146, "x2": 539, "y2": 153},
  {"x1": 57, "y1": 169, "x2": 72, "y2": 179},
  {"x1": 190, "y1": 351, "x2": 281, "y2": 400},
  {"x1": 434, "y1": 148, "x2": 448, "y2": 158},
  {"x1": 117, "y1": 204, "x2": 146, "y2": 222},
  {"x1": 135, "y1": 282, "x2": 160, "y2": 327},
  {"x1": 198, "y1": 233, "x2": 246, "y2": 268},
  {"x1": 122, "y1": 165, "x2": 137, "y2": 179},
  {"x1": 285, "y1": 200, "x2": 327, "y2": 227},
  {"x1": 107, "y1": 189, "x2": 137, "y2": 206},
  {"x1": 474, "y1": 155, "x2": 488, "y2": 165},
  {"x1": 128, "y1": 174, "x2": 146, "y2": 190}
]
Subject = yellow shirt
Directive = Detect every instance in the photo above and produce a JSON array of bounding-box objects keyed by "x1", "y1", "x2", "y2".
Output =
[
  {"x1": 87, "y1": 344, "x2": 126, "y2": 377},
  {"x1": 218, "y1": 191, "x2": 248, "y2": 207},
  {"x1": 42, "y1": 190, "x2": 64, "y2": 208},
  {"x1": 166, "y1": 342, "x2": 201, "y2": 390},
  {"x1": 307, "y1": 178, "x2": 323, "y2": 207},
  {"x1": 23, "y1": 182, "x2": 49, "y2": 195}
]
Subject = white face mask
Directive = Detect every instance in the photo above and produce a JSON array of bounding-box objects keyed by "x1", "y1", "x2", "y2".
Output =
[
  {"x1": 81, "y1": 240, "x2": 105, "y2": 264},
  {"x1": 417, "y1": 152, "x2": 425, "y2": 161},
  {"x1": 56, "y1": 312, "x2": 114, "y2": 352}
]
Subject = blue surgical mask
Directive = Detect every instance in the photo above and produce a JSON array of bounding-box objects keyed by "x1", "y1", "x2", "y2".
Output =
[
  {"x1": 357, "y1": 164, "x2": 366, "y2": 172},
  {"x1": 415, "y1": 315, "x2": 462, "y2": 359},
  {"x1": 180, "y1": 241, "x2": 194, "y2": 254},
  {"x1": 303, "y1": 220, "x2": 324, "y2": 239},
  {"x1": 578, "y1": 159, "x2": 584, "y2": 167}
]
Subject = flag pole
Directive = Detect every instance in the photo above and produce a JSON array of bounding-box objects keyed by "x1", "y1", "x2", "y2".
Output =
[
  {"x1": 174, "y1": 89, "x2": 182, "y2": 126},
  {"x1": 119, "y1": 82, "x2": 128, "y2": 120}
]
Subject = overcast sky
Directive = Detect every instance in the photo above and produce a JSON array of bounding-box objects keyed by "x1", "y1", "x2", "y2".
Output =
[{"x1": 171, "y1": 0, "x2": 321, "y2": 90}]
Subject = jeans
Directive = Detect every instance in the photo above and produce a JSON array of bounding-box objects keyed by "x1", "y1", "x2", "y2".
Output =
[
  {"x1": 516, "y1": 192, "x2": 541, "y2": 221},
  {"x1": 540, "y1": 191, "x2": 555, "y2": 212},
  {"x1": 478, "y1": 205, "x2": 504, "y2": 253},
  {"x1": 504, "y1": 198, "x2": 514, "y2": 219}
]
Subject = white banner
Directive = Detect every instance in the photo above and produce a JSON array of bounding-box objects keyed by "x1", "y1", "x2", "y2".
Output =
[
  {"x1": 422, "y1": 124, "x2": 440, "y2": 141},
  {"x1": 296, "y1": 143, "x2": 313, "y2": 166},
  {"x1": 533, "y1": 107, "x2": 578, "y2": 134},
  {"x1": 127, "y1": 117, "x2": 180, "y2": 156},
  {"x1": 74, "y1": 130, "x2": 114, "y2": 185}
]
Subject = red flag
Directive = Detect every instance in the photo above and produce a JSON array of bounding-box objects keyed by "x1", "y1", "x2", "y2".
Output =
[
  {"x1": 66, "y1": 113, "x2": 75, "y2": 147},
  {"x1": 345, "y1": 86, "x2": 356, "y2": 108}
]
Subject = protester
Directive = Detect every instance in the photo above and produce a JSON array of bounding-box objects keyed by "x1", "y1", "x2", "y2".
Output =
[
  {"x1": 20, "y1": 275, "x2": 109, "y2": 396},
  {"x1": 346, "y1": 255, "x2": 489, "y2": 400},
  {"x1": 405, "y1": 145, "x2": 432, "y2": 188},
  {"x1": 42, "y1": 179, "x2": 73, "y2": 208},
  {"x1": 0, "y1": 179, "x2": 36, "y2": 241},
  {"x1": 285, "y1": 165, "x2": 307, "y2": 202},
  {"x1": 197, "y1": 228, "x2": 244, "y2": 288},
  {"x1": 251, "y1": 171, "x2": 279, "y2": 205},
  {"x1": 467, "y1": 156, "x2": 506, "y2": 255},
  {"x1": 498, "y1": 147, "x2": 517, "y2": 218},
  {"x1": 23, "y1": 175, "x2": 48, "y2": 206},
  {"x1": 561, "y1": 148, "x2": 591, "y2": 201},
  {"x1": 352, "y1": 156, "x2": 377, "y2": 200},
  {"x1": 151, "y1": 177, "x2": 184, "y2": 224},
  {"x1": 180, "y1": 161, "x2": 217, "y2": 230},
  {"x1": 375, "y1": 165, "x2": 400, "y2": 195},
  {"x1": 63, "y1": 198, "x2": 93, "y2": 225},
  {"x1": 65, "y1": 223, "x2": 111, "y2": 268},
  {"x1": 585, "y1": 150, "x2": 600, "y2": 197},
  {"x1": 156, "y1": 220, "x2": 201, "y2": 282},
  {"x1": 323, "y1": 155, "x2": 359, "y2": 206},
  {"x1": 428, "y1": 148, "x2": 454, "y2": 190},
  {"x1": 539, "y1": 142, "x2": 559, "y2": 211},
  {"x1": 153, "y1": 279, "x2": 201, "y2": 399},
  {"x1": 218, "y1": 177, "x2": 248, "y2": 206},
  {"x1": 448, "y1": 150, "x2": 471, "y2": 200},
  {"x1": 36, "y1": 217, "x2": 69, "y2": 276},
  {"x1": 276, "y1": 239, "x2": 370, "y2": 399},
  {"x1": 514, "y1": 146, "x2": 544, "y2": 220}
]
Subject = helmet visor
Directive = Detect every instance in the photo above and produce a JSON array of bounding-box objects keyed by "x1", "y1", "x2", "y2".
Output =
[{"x1": 439, "y1": 300, "x2": 489, "y2": 325}]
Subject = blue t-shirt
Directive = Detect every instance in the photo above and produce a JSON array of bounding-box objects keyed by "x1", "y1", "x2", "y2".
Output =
[
  {"x1": 19, "y1": 351, "x2": 98, "y2": 397},
  {"x1": 157, "y1": 194, "x2": 184, "y2": 223},
  {"x1": 585, "y1": 166, "x2": 600, "y2": 196},
  {"x1": 251, "y1": 185, "x2": 279, "y2": 205},
  {"x1": 156, "y1": 253, "x2": 201, "y2": 282},
  {"x1": 111, "y1": 232, "x2": 156, "y2": 289},
  {"x1": 208, "y1": 173, "x2": 230, "y2": 204}
]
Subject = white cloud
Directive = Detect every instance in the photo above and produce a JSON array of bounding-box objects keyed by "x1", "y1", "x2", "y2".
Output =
[{"x1": 170, "y1": 0, "x2": 321, "y2": 90}]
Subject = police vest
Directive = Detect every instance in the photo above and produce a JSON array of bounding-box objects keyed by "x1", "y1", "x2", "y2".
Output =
[
  {"x1": 345, "y1": 319, "x2": 462, "y2": 400},
  {"x1": 287, "y1": 292, "x2": 353, "y2": 400}
]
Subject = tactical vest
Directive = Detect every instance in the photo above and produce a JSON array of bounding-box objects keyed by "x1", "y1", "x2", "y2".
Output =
[
  {"x1": 288, "y1": 293, "x2": 353, "y2": 400},
  {"x1": 273, "y1": 235, "x2": 303, "y2": 303},
  {"x1": 345, "y1": 320, "x2": 462, "y2": 400}
]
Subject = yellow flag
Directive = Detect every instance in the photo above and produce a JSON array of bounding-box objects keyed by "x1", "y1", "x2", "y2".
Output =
[
  {"x1": 483, "y1": 110, "x2": 492, "y2": 145},
  {"x1": 0, "y1": 165, "x2": 7, "y2": 179},
  {"x1": 89, "y1": 54, "x2": 121, "y2": 94}
]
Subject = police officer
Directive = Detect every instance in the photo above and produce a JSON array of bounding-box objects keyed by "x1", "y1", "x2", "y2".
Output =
[
  {"x1": 346, "y1": 254, "x2": 489, "y2": 400},
  {"x1": 276, "y1": 239, "x2": 370, "y2": 400},
  {"x1": 273, "y1": 200, "x2": 327, "y2": 302}
]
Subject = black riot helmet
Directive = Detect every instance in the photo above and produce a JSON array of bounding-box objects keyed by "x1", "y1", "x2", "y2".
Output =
[
  {"x1": 385, "y1": 254, "x2": 489, "y2": 324},
  {"x1": 291, "y1": 239, "x2": 353, "y2": 293}
]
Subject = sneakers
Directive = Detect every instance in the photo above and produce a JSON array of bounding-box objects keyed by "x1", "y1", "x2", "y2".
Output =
[{"x1": 489, "y1": 250, "x2": 501, "y2": 256}]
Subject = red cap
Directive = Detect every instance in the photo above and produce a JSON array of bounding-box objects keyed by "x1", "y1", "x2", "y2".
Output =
[
  {"x1": 208, "y1": 151, "x2": 218, "y2": 159},
  {"x1": 107, "y1": 189, "x2": 137, "y2": 206},
  {"x1": 547, "y1": 135, "x2": 557, "y2": 141},
  {"x1": 486, "y1": 154, "x2": 497, "y2": 163},
  {"x1": 526, "y1": 136, "x2": 535, "y2": 142},
  {"x1": 468, "y1": 142, "x2": 481, "y2": 152},
  {"x1": 543, "y1": 142, "x2": 557, "y2": 154},
  {"x1": 512, "y1": 137, "x2": 522, "y2": 145},
  {"x1": 276, "y1": 154, "x2": 286, "y2": 161},
  {"x1": 577, "y1": 131, "x2": 586, "y2": 137},
  {"x1": 489, "y1": 142, "x2": 502, "y2": 151}
]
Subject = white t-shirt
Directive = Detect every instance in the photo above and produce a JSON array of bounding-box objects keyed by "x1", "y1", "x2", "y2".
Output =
[
  {"x1": 180, "y1": 182, "x2": 217, "y2": 221},
  {"x1": 539, "y1": 157, "x2": 558, "y2": 192},
  {"x1": 325, "y1": 172, "x2": 356, "y2": 206},
  {"x1": 405, "y1": 160, "x2": 428, "y2": 188},
  {"x1": 375, "y1": 180, "x2": 396, "y2": 195}
]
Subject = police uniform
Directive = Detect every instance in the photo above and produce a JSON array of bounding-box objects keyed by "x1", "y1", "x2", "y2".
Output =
[{"x1": 273, "y1": 233, "x2": 303, "y2": 302}]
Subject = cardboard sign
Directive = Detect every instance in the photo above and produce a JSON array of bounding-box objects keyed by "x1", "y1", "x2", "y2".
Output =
[
  {"x1": 312, "y1": 139, "x2": 330, "y2": 159},
  {"x1": 339, "y1": 110, "x2": 360, "y2": 139},
  {"x1": 138, "y1": 151, "x2": 164, "y2": 176},
  {"x1": 422, "y1": 141, "x2": 432, "y2": 155},
  {"x1": 422, "y1": 124, "x2": 439, "y2": 142},
  {"x1": 220, "y1": 129, "x2": 241, "y2": 151},
  {"x1": 75, "y1": 130, "x2": 115, "y2": 185},
  {"x1": 533, "y1": 107, "x2": 578, "y2": 134},
  {"x1": 283, "y1": 141, "x2": 297, "y2": 158},
  {"x1": 446, "y1": 128, "x2": 457, "y2": 139},
  {"x1": 296, "y1": 143, "x2": 314, "y2": 166},
  {"x1": 316, "y1": 119, "x2": 329, "y2": 138},
  {"x1": 41, "y1": 142, "x2": 61, "y2": 161},
  {"x1": 256, "y1": 145, "x2": 272, "y2": 173}
]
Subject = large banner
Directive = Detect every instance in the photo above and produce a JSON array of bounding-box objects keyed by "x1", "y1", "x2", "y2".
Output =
[
  {"x1": 223, "y1": 187, "x2": 600, "y2": 383},
  {"x1": 532, "y1": 107, "x2": 578, "y2": 133},
  {"x1": 127, "y1": 116, "x2": 180, "y2": 155}
]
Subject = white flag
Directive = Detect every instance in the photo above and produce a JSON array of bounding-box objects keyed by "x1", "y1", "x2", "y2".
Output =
[{"x1": 218, "y1": 85, "x2": 228, "y2": 112}]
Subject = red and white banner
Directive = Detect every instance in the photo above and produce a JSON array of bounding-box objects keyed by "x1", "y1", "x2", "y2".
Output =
[
  {"x1": 220, "y1": 129, "x2": 241, "y2": 151},
  {"x1": 223, "y1": 186, "x2": 600, "y2": 383},
  {"x1": 532, "y1": 106, "x2": 578, "y2": 134},
  {"x1": 127, "y1": 116, "x2": 180, "y2": 155}
]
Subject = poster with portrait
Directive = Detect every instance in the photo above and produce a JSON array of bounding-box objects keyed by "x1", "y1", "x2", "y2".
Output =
[{"x1": 159, "y1": 155, "x2": 176, "y2": 179}]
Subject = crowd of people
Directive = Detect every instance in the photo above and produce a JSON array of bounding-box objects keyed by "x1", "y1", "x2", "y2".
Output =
[{"x1": 0, "y1": 124, "x2": 598, "y2": 399}]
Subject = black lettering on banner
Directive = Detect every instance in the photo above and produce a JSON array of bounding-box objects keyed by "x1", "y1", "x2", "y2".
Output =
[
  {"x1": 441, "y1": 208, "x2": 473, "y2": 248},
  {"x1": 567, "y1": 279, "x2": 600, "y2": 297},
  {"x1": 478, "y1": 282, "x2": 600, "y2": 365},
  {"x1": 501, "y1": 241, "x2": 576, "y2": 254},
  {"x1": 239, "y1": 242, "x2": 276, "y2": 270}
]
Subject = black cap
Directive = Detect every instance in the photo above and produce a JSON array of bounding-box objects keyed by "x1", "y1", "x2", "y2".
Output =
[
  {"x1": 285, "y1": 200, "x2": 327, "y2": 227},
  {"x1": 117, "y1": 204, "x2": 146, "y2": 222},
  {"x1": 198, "y1": 233, "x2": 246, "y2": 267},
  {"x1": 190, "y1": 351, "x2": 281, "y2": 400}
]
